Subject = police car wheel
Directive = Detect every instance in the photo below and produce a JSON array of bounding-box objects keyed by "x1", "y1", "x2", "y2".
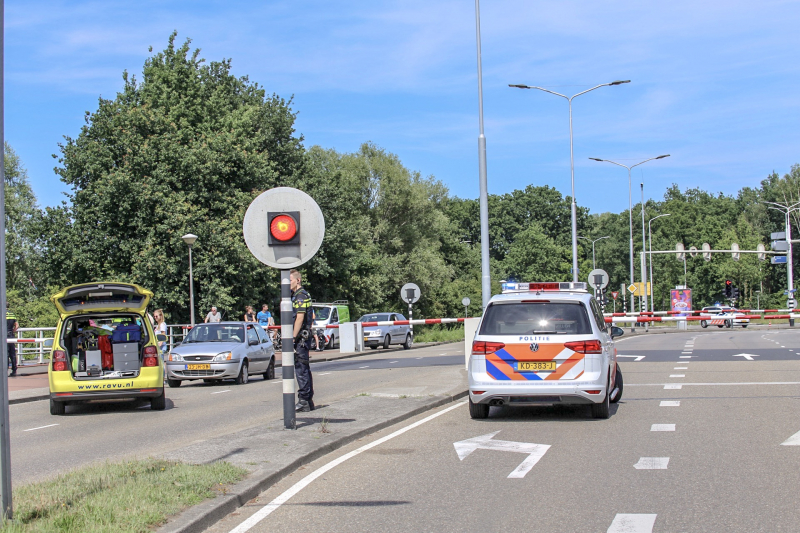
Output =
[
  {"x1": 717, "y1": 325, "x2": 723, "y2": 328},
  {"x1": 469, "y1": 397, "x2": 489, "y2": 419},
  {"x1": 383, "y1": 335, "x2": 390, "y2": 349},
  {"x1": 167, "y1": 379, "x2": 182, "y2": 388},
  {"x1": 50, "y1": 398, "x2": 66, "y2": 416},
  {"x1": 610, "y1": 364, "x2": 623, "y2": 404},
  {"x1": 591, "y1": 376, "x2": 611, "y2": 419},
  {"x1": 725, "y1": 320, "x2": 732, "y2": 328},
  {"x1": 701, "y1": 320, "x2": 708, "y2": 328}
]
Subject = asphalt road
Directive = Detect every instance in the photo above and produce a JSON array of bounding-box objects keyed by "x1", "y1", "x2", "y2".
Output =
[
  {"x1": 209, "y1": 329, "x2": 800, "y2": 533},
  {"x1": 9, "y1": 342, "x2": 466, "y2": 485}
]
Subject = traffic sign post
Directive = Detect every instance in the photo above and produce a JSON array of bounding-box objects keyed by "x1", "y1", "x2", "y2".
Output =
[
  {"x1": 462, "y1": 297, "x2": 471, "y2": 318},
  {"x1": 401, "y1": 283, "x2": 421, "y2": 334},
  {"x1": 243, "y1": 187, "x2": 326, "y2": 430}
]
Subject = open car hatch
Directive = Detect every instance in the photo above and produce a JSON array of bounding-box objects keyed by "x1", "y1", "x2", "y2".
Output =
[{"x1": 50, "y1": 282, "x2": 153, "y2": 317}]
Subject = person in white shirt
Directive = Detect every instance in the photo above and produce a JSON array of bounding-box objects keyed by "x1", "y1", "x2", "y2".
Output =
[
  {"x1": 153, "y1": 309, "x2": 168, "y2": 355},
  {"x1": 205, "y1": 306, "x2": 222, "y2": 323}
]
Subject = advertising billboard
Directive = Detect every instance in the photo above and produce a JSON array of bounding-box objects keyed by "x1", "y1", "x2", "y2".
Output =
[{"x1": 670, "y1": 288, "x2": 692, "y2": 317}]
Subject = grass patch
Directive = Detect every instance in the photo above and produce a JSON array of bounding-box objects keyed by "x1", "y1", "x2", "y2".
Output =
[
  {"x1": 1, "y1": 458, "x2": 246, "y2": 533},
  {"x1": 413, "y1": 325, "x2": 464, "y2": 343}
]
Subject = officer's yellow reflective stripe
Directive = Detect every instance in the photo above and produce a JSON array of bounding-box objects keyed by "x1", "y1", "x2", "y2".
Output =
[{"x1": 6, "y1": 313, "x2": 16, "y2": 320}]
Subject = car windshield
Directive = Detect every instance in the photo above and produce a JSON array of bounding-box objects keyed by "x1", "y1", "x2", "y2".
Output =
[
  {"x1": 313, "y1": 307, "x2": 331, "y2": 320},
  {"x1": 183, "y1": 324, "x2": 245, "y2": 343},
  {"x1": 479, "y1": 302, "x2": 592, "y2": 335},
  {"x1": 360, "y1": 314, "x2": 390, "y2": 323}
]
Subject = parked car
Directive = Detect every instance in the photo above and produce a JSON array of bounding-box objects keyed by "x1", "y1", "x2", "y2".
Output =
[
  {"x1": 47, "y1": 282, "x2": 165, "y2": 415},
  {"x1": 359, "y1": 313, "x2": 413, "y2": 349},
  {"x1": 699, "y1": 306, "x2": 749, "y2": 328},
  {"x1": 165, "y1": 322, "x2": 275, "y2": 387},
  {"x1": 312, "y1": 301, "x2": 350, "y2": 349}
]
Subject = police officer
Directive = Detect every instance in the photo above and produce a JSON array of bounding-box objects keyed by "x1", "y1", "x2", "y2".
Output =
[
  {"x1": 290, "y1": 269, "x2": 314, "y2": 412},
  {"x1": 6, "y1": 303, "x2": 18, "y2": 377}
]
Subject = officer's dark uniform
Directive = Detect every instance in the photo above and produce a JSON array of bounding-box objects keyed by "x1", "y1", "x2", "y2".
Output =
[
  {"x1": 7, "y1": 309, "x2": 18, "y2": 377},
  {"x1": 292, "y1": 284, "x2": 314, "y2": 411}
]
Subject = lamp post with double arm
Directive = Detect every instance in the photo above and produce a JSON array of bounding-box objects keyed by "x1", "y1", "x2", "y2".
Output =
[
  {"x1": 648, "y1": 213, "x2": 670, "y2": 312},
  {"x1": 578, "y1": 235, "x2": 610, "y2": 271},
  {"x1": 509, "y1": 80, "x2": 630, "y2": 282},
  {"x1": 182, "y1": 233, "x2": 198, "y2": 326}
]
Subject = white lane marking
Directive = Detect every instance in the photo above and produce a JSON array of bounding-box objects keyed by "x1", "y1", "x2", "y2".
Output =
[
  {"x1": 23, "y1": 424, "x2": 59, "y2": 432},
  {"x1": 651, "y1": 424, "x2": 676, "y2": 432},
  {"x1": 632, "y1": 381, "x2": 800, "y2": 387},
  {"x1": 781, "y1": 346, "x2": 786, "y2": 348},
  {"x1": 670, "y1": 374, "x2": 685, "y2": 378},
  {"x1": 359, "y1": 366, "x2": 369, "y2": 369},
  {"x1": 664, "y1": 384, "x2": 682, "y2": 390},
  {"x1": 607, "y1": 514, "x2": 657, "y2": 533},
  {"x1": 679, "y1": 356, "x2": 694, "y2": 359},
  {"x1": 454, "y1": 431, "x2": 551, "y2": 478},
  {"x1": 674, "y1": 367, "x2": 688, "y2": 370},
  {"x1": 634, "y1": 457, "x2": 669, "y2": 469},
  {"x1": 389, "y1": 361, "x2": 398, "y2": 364},
  {"x1": 618, "y1": 355, "x2": 646, "y2": 361},
  {"x1": 228, "y1": 401, "x2": 466, "y2": 533},
  {"x1": 681, "y1": 351, "x2": 692, "y2": 354},
  {"x1": 733, "y1": 354, "x2": 760, "y2": 361},
  {"x1": 211, "y1": 390, "x2": 231, "y2": 395},
  {"x1": 660, "y1": 401, "x2": 680, "y2": 407},
  {"x1": 415, "y1": 357, "x2": 423, "y2": 359},
  {"x1": 781, "y1": 430, "x2": 800, "y2": 446},
  {"x1": 317, "y1": 372, "x2": 332, "y2": 376}
]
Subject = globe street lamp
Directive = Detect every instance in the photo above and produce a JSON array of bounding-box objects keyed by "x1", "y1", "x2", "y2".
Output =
[
  {"x1": 182, "y1": 233, "x2": 198, "y2": 326},
  {"x1": 648, "y1": 213, "x2": 670, "y2": 312},
  {"x1": 578, "y1": 235, "x2": 610, "y2": 271},
  {"x1": 510, "y1": 80, "x2": 630, "y2": 282},
  {"x1": 589, "y1": 154, "x2": 669, "y2": 313}
]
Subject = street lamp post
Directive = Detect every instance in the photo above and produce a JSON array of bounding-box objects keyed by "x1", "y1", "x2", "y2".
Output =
[
  {"x1": 578, "y1": 235, "x2": 610, "y2": 270},
  {"x1": 589, "y1": 154, "x2": 670, "y2": 315},
  {"x1": 510, "y1": 80, "x2": 630, "y2": 282},
  {"x1": 474, "y1": 0, "x2": 491, "y2": 309},
  {"x1": 763, "y1": 200, "x2": 800, "y2": 326},
  {"x1": 640, "y1": 183, "x2": 647, "y2": 313},
  {"x1": 182, "y1": 233, "x2": 198, "y2": 326},
  {"x1": 648, "y1": 213, "x2": 671, "y2": 312}
]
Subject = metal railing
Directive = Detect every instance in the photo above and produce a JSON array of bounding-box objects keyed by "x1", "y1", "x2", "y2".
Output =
[{"x1": 14, "y1": 327, "x2": 56, "y2": 365}]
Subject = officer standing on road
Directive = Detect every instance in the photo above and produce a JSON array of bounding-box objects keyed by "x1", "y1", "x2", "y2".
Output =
[
  {"x1": 7, "y1": 303, "x2": 19, "y2": 377},
  {"x1": 290, "y1": 269, "x2": 314, "y2": 412}
]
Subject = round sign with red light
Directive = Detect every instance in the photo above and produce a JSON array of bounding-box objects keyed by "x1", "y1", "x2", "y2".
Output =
[{"x1": 270, "y1": 215, "x2": 297, "y2": 241}]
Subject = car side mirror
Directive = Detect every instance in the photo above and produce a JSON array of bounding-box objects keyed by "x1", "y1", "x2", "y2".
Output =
[
  {"x1": 249, "y1": 338, "x2": 259, "y2": 346},
  {"x1": 610, "y1": 326, "x2": 624, "y2": 339},
  {"x1": 156, "y1": 334, "x2": 167, "y2": 342}
]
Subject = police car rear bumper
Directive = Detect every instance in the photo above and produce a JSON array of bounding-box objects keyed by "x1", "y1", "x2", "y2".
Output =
[{"x1": 468, "y1": 382, "x2": 608, "y2": 406}]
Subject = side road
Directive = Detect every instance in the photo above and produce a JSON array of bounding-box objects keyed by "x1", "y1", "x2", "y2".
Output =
[{"x1": 6, "y1": 340, "x2": 457, "y2": 405}]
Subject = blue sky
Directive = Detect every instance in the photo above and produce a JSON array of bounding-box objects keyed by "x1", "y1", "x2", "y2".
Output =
[{"x1": 6, "y1": 0, "x2": 800, "y2": 214}]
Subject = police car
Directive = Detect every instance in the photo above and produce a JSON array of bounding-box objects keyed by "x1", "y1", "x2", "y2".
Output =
[
  {"x1": 699, "y1": 305, "x2": 749, "y2": 328},
  {"x1": 468, "y1": 282, "x2": 624, "y2": 420}
]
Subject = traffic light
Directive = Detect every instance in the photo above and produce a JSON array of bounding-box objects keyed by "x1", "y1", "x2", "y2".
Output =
[
  {"x1": 267, "y1": 212, "x2": 300, "y2": 245},
  {"x1": 731, "y1": 287, "x2": 740, "y2": 300},
  {"x1": 724, "y1": 280, "x2": 732, "y2": 298}
]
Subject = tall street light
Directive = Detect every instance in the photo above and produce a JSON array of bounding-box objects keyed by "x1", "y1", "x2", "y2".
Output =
[
  {"x1": 763, "y1": 200, "x2": 800, "y2": 326},
  {"x1": 589, "y1": 154, "x2": 669, "y2": 313},
  {"x1": 474, "y1": 0, "x2": 491, "y2": 309},
  {"x1": 578, "y1": 235, "x2": 610, "y2": 270},
  {"x1": 510, "y1": 80, "x2": 630, "y2": 282},
  {"x1": 640, "y1": 183, "x2": 647, "y2": 313},
  {"x1": 648, "y1": 213, "x2": 670, "y2": 312},
  {"x1": 182, "y1": 233, "x2": 198, "y2": 326}
]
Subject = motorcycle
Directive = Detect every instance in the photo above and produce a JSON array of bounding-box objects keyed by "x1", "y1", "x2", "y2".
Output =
[{"x1": 310, "y1": 327, "x2": 326, "y2": 352}]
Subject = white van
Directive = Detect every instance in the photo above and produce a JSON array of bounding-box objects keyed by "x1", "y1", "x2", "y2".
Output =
[{"x1": 311, "y1": 301, "x2": 350, "y2": 349}]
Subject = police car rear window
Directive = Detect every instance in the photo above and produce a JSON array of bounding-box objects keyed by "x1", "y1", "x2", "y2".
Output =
[{"x1": 479, "y1": 302, "x2": 593, "y2": 335}]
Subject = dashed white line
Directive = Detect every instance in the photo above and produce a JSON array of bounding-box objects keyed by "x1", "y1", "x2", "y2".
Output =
[
  {"x1": 669, "y1": 374, "x2": 685, "y2": 378},
  {"x1": 211, "y1": 390, "x2": 231, "y2": 395},
  {"x1": 317, "y1": 372, "x2": 332, "y2": 376},
  {"x1": 24, "y1": 424, "x2": 59, "y2": 432},
  {"x1": 679, "y1": 356, "x2": 694, "y2": 359},
  {"x1": 607, "y1": 514, "x2": 657, "y2": 533},
  {"x1": 664, "y1": 384, "x2": 683, "y2": 390},
  {"x1": 634, "y1": 457, "x2": 670, "y2": 469},
  {"x1": 660, "y1": 401, "x2": 680, "y2": 407},
  {"x1": 651, "y1": 424, "x2": 676, "y2": 432},
  {"x1": 674, "y1": 367, "x2": 688, "y2": 370},
  {"x1": 389, "y1": 361, "x2": 398, "y2": 364},
  {"x1": 359, "y1": 366, "x2": 369, "y2": 369}
]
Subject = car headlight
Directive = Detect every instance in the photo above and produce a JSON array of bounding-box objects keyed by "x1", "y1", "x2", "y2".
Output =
[
  {"x1": 214, "y1": 352, "x2": 233, "y2": 362},
  {"x1": 168, "y1": 353, "x2": 183, "y2": 362},
  {"x1": 368, "y1": 329, "x2": 382, "y2": 336}
]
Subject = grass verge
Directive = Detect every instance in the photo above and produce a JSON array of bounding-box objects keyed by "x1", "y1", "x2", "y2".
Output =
[
  {"x1": 414, "y1": 325, "x2": 465, "y2": 343},
  {"x1": 1, "y1": 458, "x2": 246, "y2": 533}
]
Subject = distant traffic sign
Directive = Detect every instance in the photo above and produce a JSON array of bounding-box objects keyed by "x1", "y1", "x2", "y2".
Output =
[
  {"x1": 587, "y1": 269, "x2": 609, "y2": 290},
  {"x1": 611, "y1": 291, "x2": 619, "y2": 300},
  {"x1": 772, "y1": 256, "x2": 788, "y2": 264},
  {"x1": 627, "y1": 284, "x2": 638, "y2": 294}
]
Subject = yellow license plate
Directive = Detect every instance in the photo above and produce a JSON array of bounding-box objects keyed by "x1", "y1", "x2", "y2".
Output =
[
  {"x1": 516, "y1": 361, "x2": 557, "y2": 372},
  {"x1": 186, "y1": 364, "x2": 210, "y2": 370}
]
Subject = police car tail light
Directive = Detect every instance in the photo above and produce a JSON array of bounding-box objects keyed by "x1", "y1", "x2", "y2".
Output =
[
  {"x1": 52, "y1": 350, "x2": 68, "y2": 372},
  {"x1": 564, "y1": 340, "x2": 602, "y2": 354},
  {"x1": 142, "y1": 346, "x2": 159, "y2": 367},
  {"x1": 472, "y1": 341, "x2": 505, "y2": 355}
]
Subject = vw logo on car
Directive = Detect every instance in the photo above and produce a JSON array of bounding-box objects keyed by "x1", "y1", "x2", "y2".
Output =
[{"x1": 529, "y1": 342, "x2": 539, "y2": 352}]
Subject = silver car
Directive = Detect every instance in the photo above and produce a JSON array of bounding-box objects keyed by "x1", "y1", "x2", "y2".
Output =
[
  {"x1": 165, "y1": 322, "x2": 275, "y2": 387},
  {"x1": 360, "y1": 313, "x2": 413, "y2": 350}
]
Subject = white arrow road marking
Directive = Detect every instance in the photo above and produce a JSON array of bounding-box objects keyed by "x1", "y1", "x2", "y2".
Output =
[
  {"x1": 618, "y1": 355, "x2": 645, "y2": 361},
  {"x1": 453, "y1": 431, "x2": 551, "y2": 479},
  {"x1": 733, "y1": 353, "x2": 760, "y2": 361},
  {"x1": 24, "y1": 424, "x2": 58, "y2": 432},
  {"x1": 781, "y1": 430, "x2": 800, "y2": 446},
  {"x1": 608, "y1": 514, "x2": 657, "y2": 533},
  {"x1": 634, "y1": 457, "x2": 670, "y2": 469}
]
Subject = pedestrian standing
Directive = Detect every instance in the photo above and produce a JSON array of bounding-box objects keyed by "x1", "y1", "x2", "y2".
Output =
[
  {"x1": 244, "y1": 306, "x2": 256, "y2": 323},
  {"x1": 6, "y1": 303, "x2": 18, "y2": 377},
  {"x1": 153, "y1": 309, "x2": 168, "y2": 355},
  {"x1": 205, "y1": 306, "x2": 222, "y2": 323},
  {"x1": 257, "y1": 304, "x2": 275, "y2": 339},
  {"x1": 290, "y1": 269, "x2": 314, "y2": 411}
]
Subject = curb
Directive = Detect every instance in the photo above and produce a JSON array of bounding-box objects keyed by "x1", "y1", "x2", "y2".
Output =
[
  {"x1": 158, "y1": 390, "x2": 468, "y2": 533},
  {"x1": 10, "y1": 392, "x2": 50, "y2": 405}
]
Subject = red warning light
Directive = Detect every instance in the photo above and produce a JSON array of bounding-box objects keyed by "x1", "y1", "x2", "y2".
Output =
[{"x1": 270, "y1": 214, "x2": 297, "y2": 242}]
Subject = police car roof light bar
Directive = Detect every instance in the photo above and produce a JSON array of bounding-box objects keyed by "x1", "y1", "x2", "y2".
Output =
[{"x1": 501, "y1": 281, "x2": 588, "y2": 293}]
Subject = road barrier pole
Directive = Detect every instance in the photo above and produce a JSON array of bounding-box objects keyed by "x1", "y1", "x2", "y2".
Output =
[{"x1": 281, "y1": 270, "x2": 296, "y2": 430}]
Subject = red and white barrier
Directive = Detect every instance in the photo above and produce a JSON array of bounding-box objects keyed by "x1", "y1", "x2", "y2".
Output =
[{"x1": 5, "y1": 338, "x2": 48, "y2": 344}]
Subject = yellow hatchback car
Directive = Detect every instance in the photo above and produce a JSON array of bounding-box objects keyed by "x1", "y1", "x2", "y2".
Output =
[{"x1": 48, "y1": 282, "x2": 165, "y2": 415}]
